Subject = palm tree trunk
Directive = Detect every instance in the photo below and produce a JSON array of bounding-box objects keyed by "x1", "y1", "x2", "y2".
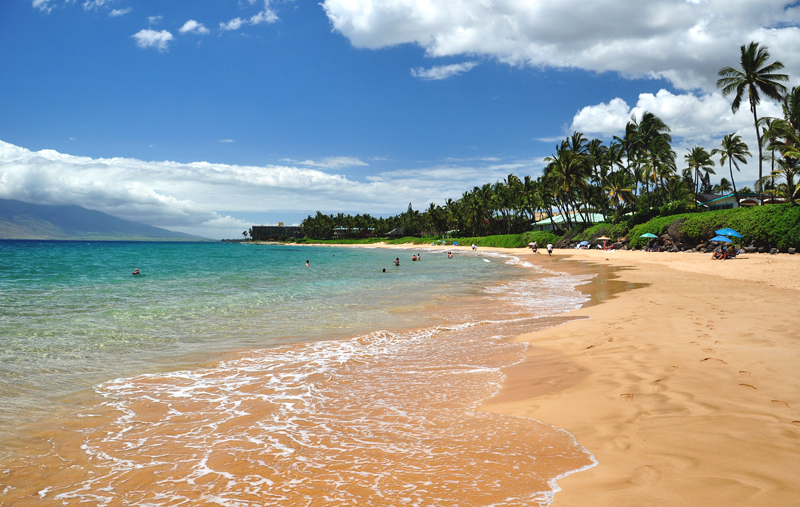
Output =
[
  {"x1": 729, "y1": 159, "x2": 738, "y2": 206},
  {"x1": 752, "y1": 103, "x2": 763, "y2": 205}
]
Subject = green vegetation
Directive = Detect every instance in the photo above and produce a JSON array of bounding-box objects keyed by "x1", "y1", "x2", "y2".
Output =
[{"x1": 628, "y1": 204, "x2": 800, "y2": 250}]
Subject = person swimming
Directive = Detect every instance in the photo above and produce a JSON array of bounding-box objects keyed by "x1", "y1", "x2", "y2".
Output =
[
  {"x1": 394, "y1": 258, "x2": 400, "y2": 266},
  {"x1": 412, "y1": 255, "x2": 417, "y2": 261},
  {"x1": 305, "y1": 260, "x2": 309, "y2": 267},
  {"x1": 132, "y1": 268, "x2": 140, "y2": 275}
]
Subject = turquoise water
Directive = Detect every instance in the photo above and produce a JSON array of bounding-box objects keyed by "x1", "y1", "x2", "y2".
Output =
[
  {"x1": 0, "y1": 241, "x2": 520, "y2": 424},
  {"x1": 0, "y1": 241, "x2": 598, "y2": 506}
]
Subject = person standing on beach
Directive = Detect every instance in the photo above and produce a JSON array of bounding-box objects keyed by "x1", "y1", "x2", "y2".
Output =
[{"x1": 546, "y1": 244, "x2": 553, "y2": 256}]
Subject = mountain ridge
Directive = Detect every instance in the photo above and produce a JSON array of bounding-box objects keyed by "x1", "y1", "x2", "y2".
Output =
[{"x1": 0, "y1": 199, "x2": 208, "y2": 240}]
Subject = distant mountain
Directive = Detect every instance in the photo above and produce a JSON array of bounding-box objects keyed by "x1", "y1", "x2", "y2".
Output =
[{"x1": 0, "y1": 199, "x2": 208, "y2": 241}]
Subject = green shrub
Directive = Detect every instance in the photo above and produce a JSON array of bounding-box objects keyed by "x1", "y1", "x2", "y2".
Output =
[
  {"x1": 628, "y1": 204, "x2": 800, "y2": 250},
  {"x1": 520, "y1": 231, "x2": 562, "y2": 247},
  {"x1": 570, "y1": 223, "x2": 629, "y2": 243}
]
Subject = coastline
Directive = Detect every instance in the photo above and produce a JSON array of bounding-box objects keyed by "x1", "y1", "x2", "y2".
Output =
[{"x1": 477, "y1": 247, "x2": 800, "y2": 506}]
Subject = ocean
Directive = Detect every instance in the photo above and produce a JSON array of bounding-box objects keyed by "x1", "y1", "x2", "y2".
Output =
[{"x1": 0, "y1": 241, "x2": 595, "y2": 506}]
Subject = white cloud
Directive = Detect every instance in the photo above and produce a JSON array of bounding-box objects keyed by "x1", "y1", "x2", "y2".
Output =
[
  {"x1": 281, "y1": 157, "x2": 369, "y2": 169},
  {"x1": 83, "y1": 0, "x2": 112, "y2": 11},
  {"x1": 32, "y1": 0, "x2": 54, "y2": 12},
  {"x1": 109, "y1": 8, "x2": 131, "y2": 17},
  {"x1": 322, "y1": 0, "x2": 800, "y2": 92},
  {"x1": 179, "y1": 20, "x2": 210, "y2": 35},
  {"x1": 132, "y1": 29, "x2": 174, "y2": 51},
  {"x1": 218, "y1": 139, "x2": 234, "y2": 143},
  {"x1": 221, "y1": 0, "x2": 278, "y2": 31},
  {"x1": 411, "y1": 61, "x2": 480, "y2": 80},
  {"x1": 0, "y1": 141, "x2": 537, "y2": 238},
  {"x1": 220, "y1": 18, "x2": 245, "y2": 31},
  {"x1": 148, "y1": 15, "x2": 163, "y2": 25}
]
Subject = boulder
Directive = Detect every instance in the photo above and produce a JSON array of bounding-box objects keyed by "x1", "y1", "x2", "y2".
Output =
[
  {"x1": 789, "y1": 247, "x2": 796, "y2": 255},
  {"x1": 744, "y1": 246, "x2": 758, "y2": 254},
  {"x1": 758, "y1": 246, "x2": 766, "y2": 253},
  {"x1": 770, "y1": 248, "x2": 778, "y2": 255}
]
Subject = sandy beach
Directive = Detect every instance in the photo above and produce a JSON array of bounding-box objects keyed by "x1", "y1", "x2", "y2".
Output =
[{"x1": 474, "y1": 247, "x2": 800, "y2": 506}]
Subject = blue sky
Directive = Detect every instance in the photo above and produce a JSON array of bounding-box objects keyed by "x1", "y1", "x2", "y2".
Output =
[{"x1": 1, "y1": 0, "x2": 798, "y2": 238}]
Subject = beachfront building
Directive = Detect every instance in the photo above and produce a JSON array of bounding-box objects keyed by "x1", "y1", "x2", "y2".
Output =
[
  {"x1": 250, "y1": 225, "x2": 304, "y2": 241},
  {"x1": 697, "y1": 193, "x2": 786, "y2": 210},
  {"x1": 531, "y1": 211, "x2": 605, "y2": 232}
]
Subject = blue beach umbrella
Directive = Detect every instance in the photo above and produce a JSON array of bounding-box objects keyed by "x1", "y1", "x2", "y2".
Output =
[
  {"x1": 715, "y1": 228, "x2": 743, "y2": 238},
  {"x1": 640, "y1": 233, "x2": 658, "y2": 238},
  {"x1": 711, "y1": 235, "x2": 733, "y2": 243},
  {"x1": 579, "y1": 240, "x2": 590, "y2": 245}
]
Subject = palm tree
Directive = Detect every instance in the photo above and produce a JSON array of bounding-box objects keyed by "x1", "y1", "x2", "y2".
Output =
[
  {"x1": 713, "y1": 178, "x2": 733, "y2": 194},
  {"x1": 711, "y1": 134, "x2": 751, "y2": 204},
  {"x1": 684, "y1": 146, "x2": 714, "y2": 198},
  {"x1": 602, "y1": 170, "x2": 635, "y2": 219},
  {"x1": 717, "y1": 41, "x2": 789, "y2": 204}
]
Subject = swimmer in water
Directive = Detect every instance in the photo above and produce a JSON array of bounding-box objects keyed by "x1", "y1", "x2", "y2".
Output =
[
  {"x1": 305, "y1": 260, "x2": 309, "y2": 267},
  {"x1": 394, "y1": 258, "x2": 400, "y2": 266},
  {"x1": 132, "y1": 268, "x2": 140, "y2": 275}
]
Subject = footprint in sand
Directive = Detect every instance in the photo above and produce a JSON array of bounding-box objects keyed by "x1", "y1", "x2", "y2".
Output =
[
  {"x1": 792, "y1": 421, "x2": 800, "y2": 427},
  {"x1": 702, "y1": 348, "x2": 715, "y2": 354},
  {"x1": 740, "y1": 371, "x2": 751, "y2": 377},
  {"x1": 613, "y1": 436, "x2": 631, "y2": 450},
  {"x1": 665, "y1": 366, "x2": 679, "y2": 372},
  {"x1": 772, "y1": 400, "x2": 790, "y2": 408},
  {"x1": 715, "y1": 340, "x2": 723, "y2": 345},
  {"x1": 701, "y1": 357, "x2": 727, "y2": 364},
  {"x1": 630, "y1": 465, "x2": 661, "y2": 486},
  {"x1": 697, "y1": 334, "x2": 711, "y2": 339},
  {"x1": 740, "y1": 383, "x2": 757, "y2": 390},
  {"x1": 620, "y1": 393, "x2": 635, "y2": 400}
]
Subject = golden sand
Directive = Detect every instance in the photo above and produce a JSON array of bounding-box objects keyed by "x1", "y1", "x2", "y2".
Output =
[{"x1": 475, "y1": 247, "x2": 800, "y2": 506}]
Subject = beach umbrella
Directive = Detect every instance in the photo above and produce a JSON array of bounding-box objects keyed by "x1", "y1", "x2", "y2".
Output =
[
  {"x1": 711, "y1": 235, "x2": 733, "y2": 242},
  {"x1": 528, "y1": 242, "x2": 536, "y2": 246},
  {"x1": 579, "y1": 240, "x2": 590, "y2": 245},
  {"x1": 597, "y1": 236, "x2": 611, "y2": 240},
  {"x1": 715, "y1": 228, "x2": 743, "y2": 238},
  {"x1": 640, "y1": 233, "x2": 658, "y2": 238}
]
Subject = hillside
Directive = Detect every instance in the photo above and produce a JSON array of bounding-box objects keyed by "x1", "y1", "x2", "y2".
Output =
[{"x1": 0, "y1": 199, "x2": 208, "y2": 241}]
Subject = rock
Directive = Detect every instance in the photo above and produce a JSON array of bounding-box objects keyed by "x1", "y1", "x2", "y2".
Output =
[
  {"x1": 670, "y1": 246, "x2": 679, "y2": 252},
  {"x1": 758, "y1": 246, "x2": 766, "y2": 253},
  {"x1": 789, "y1": 247, "x2": 796, "y2": 255},
  {"x1": 770, "y1": 247, "x2": 778, "y2": 255},
  {"x1": 745, "y1": 246, "x2": 757, "y2": 253},
  {"x1": 696, "y1": 243, "x2": 704, "y2": 251}
]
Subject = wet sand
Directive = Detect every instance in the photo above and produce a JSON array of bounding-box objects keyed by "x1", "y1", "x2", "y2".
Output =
[{"x1": 476, "y1": 247, "x2": 800, "y2": 506}]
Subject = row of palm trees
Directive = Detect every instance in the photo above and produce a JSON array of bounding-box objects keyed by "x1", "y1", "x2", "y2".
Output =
[{"x1": 300, "y1": 42, "x2": 799, "y2": 239}]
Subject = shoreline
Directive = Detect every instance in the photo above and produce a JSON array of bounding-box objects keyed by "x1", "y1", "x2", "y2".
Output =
[
  {"x1": 477, "y1": 248, "x2": 800, "y2": 506},
  {"x1": 335, "y1": 242, "x2": 800, "y2": 504}
]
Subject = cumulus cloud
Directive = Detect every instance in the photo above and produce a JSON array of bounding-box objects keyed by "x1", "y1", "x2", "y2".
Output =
[
  {"x1": 109, "y1": 8, "x2": 131, "y2": 17},
  {"x1": 132, "y1": 29, "x2": 174, "y2": 51},
  {"x1": 0, "y1": 141, "x2": 534, "y2": 237},
  {"x1": 571, "y1": 89, "x2": 781, "y2": 141},
  {"x1": 148, "y1": 15, "x2": 163, "y2": 24},
  {"x1": 220, "y1": 0, "x2": 278, "y2": 31},
  {"x1": 411, "y1": 61, "x2": 480, "y2": 80},
  {"x1": 179, "y1": 20, "x2": 210, "y2": 35},
  {"x1": 322, "y1": 0, "x2": 800, "y2": 92}
]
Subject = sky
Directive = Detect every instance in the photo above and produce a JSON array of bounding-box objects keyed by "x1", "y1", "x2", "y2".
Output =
[{"x1": 1, "y1": 0, "x2": 799, "y2": 239}]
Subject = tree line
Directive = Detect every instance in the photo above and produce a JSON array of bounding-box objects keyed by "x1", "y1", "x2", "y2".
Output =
[{"x1": 301, "y1": 41, "x2": 799, "y2": 240}]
